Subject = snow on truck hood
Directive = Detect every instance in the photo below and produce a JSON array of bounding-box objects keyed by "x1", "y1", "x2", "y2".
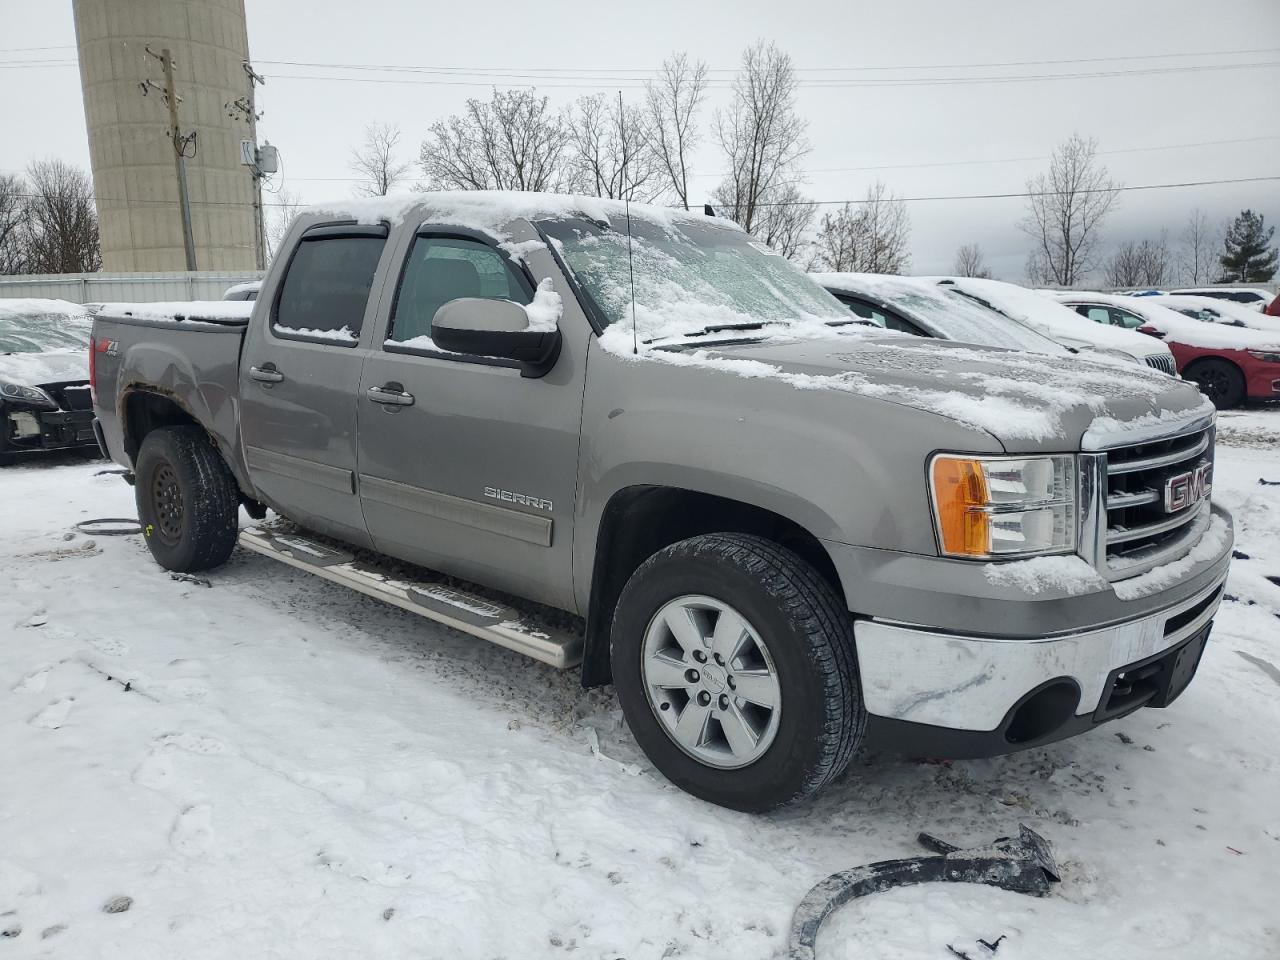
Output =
[{"x1": 639, "y1": 334, "x2": 1212, "y2": 449}]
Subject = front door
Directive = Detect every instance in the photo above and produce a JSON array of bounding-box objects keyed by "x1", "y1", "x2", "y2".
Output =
[
  {"x1": 239, "y1": 222, "x2": 391, "y2": 546},
  {"x1": 356, "y1": 227, "x2": 585, "y2": 611}
]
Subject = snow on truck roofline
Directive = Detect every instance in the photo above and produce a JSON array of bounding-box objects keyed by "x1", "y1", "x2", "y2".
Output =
[{"x1": 304, "y1": 191, "x2": 742, "y2": 238}]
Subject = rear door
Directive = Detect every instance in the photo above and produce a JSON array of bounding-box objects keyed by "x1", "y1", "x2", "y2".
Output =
[
  {"x1": 355, "y1": 224, "x2": 585, "y2": 611},
  {"x1": 239, "y1": 222, "x2": 391, "y2": 546}
]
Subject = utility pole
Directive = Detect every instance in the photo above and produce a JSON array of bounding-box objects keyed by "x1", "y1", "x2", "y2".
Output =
[
  {"x1": 244, "y1": 61, "x2": 267, "y2": 270},
  {"x1": 142, "y1": 46, "x2": 197, "y2": 270},
  {"x1": 227, "y1": 60, "x2": 268, "y2": 269}
]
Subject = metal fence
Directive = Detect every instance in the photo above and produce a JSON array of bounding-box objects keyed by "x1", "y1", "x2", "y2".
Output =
[{"x1": 0, "y1": 271, "x2": 265, "y2": 304}]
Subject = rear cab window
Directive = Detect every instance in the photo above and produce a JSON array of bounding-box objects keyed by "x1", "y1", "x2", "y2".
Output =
[{"x1": 272, "y1": 225, "x2": 388, "y2": 345}]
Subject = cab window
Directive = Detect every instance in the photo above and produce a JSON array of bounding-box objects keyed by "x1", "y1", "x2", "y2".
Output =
[
  {"x1": 273, "y1": 231, "x2": 387, "y2": 343},
  {"x1": 388, "y1": 236, "x2": 532, "y2": 344}
]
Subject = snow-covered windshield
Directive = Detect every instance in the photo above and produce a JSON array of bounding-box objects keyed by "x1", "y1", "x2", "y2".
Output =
[
  {"x1": 538, "y1": 216, "x2": 849, "y2": 344},
  {"x1": 0, "y1": 300, "x2": 92, "y2": 354}
]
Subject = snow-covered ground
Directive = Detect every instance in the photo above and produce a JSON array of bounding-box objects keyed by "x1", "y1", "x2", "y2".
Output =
[{"x1": 2, "y1": 430, "x2": 1279, "y2": 959}]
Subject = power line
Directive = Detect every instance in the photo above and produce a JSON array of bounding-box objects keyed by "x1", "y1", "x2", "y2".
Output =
[
  {"x1": 261, "y1": 60, "x2": 1280, "y2": 90},
  {"x1": 255, "y1": 46, "x2": 1280, "y2": 75},
  {"x1": 284, "y1": 135, "x2": 1280, "y2": 183},
  {"x1": 10, "y1": 175, "x2": 1277, "y2": 209},
  {"x1": 746, "y1": 175, "x2": 1280, "y2": 207}
]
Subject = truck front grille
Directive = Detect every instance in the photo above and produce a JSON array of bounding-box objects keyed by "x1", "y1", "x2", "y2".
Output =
[
  {"x1": 1143, "y1": 354, "x2": 1176, "y2": 376},
  {"x1": 1103, "y1": 424, "x2": 1214, "y2": 573}
]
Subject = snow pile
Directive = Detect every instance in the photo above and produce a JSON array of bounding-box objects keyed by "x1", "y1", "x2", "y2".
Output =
[
  {"x1": 523, "y1": 279, "x2": 562, "y2": 332},
  {"x1": 1111, "y1": 513, "x2": 1232, "y2": 601},
  {"x1": 983, "y1": 555, "x2": 1108, "y2": 595},
  {"x1": 97, "y1": 301, "x2": 254, "y2": 324}
]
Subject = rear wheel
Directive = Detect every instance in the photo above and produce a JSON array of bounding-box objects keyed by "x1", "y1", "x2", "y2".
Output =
[
  {"x1": 1186, "y1": 358, "x2": 1245, "y2": 409},
  {"x1": 611, "y1": 533, "x2": 864, "y2": 811},
  {"x1": 135, "y1": 425, "x2": 240, "y2": 572}
]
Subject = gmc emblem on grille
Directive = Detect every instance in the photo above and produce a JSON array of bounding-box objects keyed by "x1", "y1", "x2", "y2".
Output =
[{"x1": 1164, "y1": 462, "x2": 1212, "y2": 513}]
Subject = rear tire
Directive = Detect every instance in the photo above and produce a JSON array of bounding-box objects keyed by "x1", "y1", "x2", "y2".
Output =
[
  {"x1": 135, "y1": 425, "x2": 240, "y2": 572},
  {"x1": 611, "y1": 533, "x2": 864, "y2": 812},
  {"x1": 1186, "y1": 358, "x2": 1245, "y2": 409}
]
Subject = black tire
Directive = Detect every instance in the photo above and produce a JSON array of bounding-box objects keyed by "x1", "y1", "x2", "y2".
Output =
[
  {"x1": 1186, "y1": 358, "x2": 1246, "y2": 409},
  {"x1": 611, "y1": 533, "x2": 864, "y2": 812},
  {"x1": 134, "y1": 425, "x2": 240, "y2": 572}
]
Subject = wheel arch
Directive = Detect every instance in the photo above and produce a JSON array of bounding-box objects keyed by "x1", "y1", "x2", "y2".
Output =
[
  {"x1": 579, "y1": 484, "x2": 846, "y2": 687},
  {"x1": 1182, "y1": 354, "x2": 1247, "y2": 407}
]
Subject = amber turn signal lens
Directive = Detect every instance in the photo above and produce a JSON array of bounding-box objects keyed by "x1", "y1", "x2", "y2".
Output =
[{"x1": 931, "y1": 457, "x2": 990, "y2": 556}]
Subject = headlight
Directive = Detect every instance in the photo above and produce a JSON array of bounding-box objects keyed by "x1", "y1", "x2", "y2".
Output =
[
  {"x1": 1247, "y1": 349, "x2": 1280, "y2": 363},
  {"x1": 930, "y1": 455, "x2": 1076, "y2": 558},
  {"x1": 0, "y1": 382, "x2": 57, "y2": 409}
]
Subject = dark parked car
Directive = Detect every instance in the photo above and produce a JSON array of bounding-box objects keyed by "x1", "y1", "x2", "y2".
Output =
[{"x1": 0, "y1": 299, "x2": 99, "y2": 464}]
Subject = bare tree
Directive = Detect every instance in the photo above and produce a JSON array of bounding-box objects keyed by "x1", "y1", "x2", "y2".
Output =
[
  {"x1": 711, "y1": 40, "x2": 809, "y2": 236},
  {"x1": 1177, "y1": 208, "x2": 1218, "y2": 284},
  {"x1": 756, "y1": 184, "x2": 817, "y2": 261},
  {"x1": 1104, "y1": 233, "x2": 1171, "y2": 287},
  {"x1": 952, "y1": 242, "x2": 992, "y2": 278},
  {"x1": 645, "y1": 52, "x2": 708, "y2": 210},
  {"x1": 0, "y1": 172, "x2": 27, "y2": 274},
  {"x1": 18, "y1": 159, "x2": 100, "y2": 274},
  {"x1": 419, "y1": 89, "x2": 579, "y2": 192},
  {"x1": 349, "y1": 123, "x2": 412, "y2": 197},
  {"x1": 263, "y1": 188, "x2": 303, "y2": 263},
  {"x1": 1019, "y1": 134, "x2": 1120, "y2": 286},
  {"x1": 568, "y1": 94, "x2": 664, "y2": 201},
  {"x1": 810, "y1": 182, "x2": 911, "y2": 273}
]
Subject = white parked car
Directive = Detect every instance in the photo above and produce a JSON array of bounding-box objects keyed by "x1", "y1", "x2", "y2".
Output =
[
  {"x1": 1170, "y1": 287, "x2": 1275, "y2": 311},
  {"x1": 815, "y1": 272, "x2": 1071, "y2": 355},
  {"x1": 1150, "y1": 294, "x2": 1280, "y2": 335},
  {"x1": 931, "y1": 277, "x2": 1177, "y2": 374}
]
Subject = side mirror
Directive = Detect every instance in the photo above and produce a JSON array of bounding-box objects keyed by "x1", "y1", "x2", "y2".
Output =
[{"x1": 431, "y1": 298, "x2": 562, "y2": 378}]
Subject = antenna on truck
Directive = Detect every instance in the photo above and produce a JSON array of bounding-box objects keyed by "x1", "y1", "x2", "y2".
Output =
[{"x1": 620, "y1": 90, "x2": 639, "y2": 355}]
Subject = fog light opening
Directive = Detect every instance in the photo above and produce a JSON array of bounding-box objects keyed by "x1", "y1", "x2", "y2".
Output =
[{"x1": 1005, "y1": 679, "x2": 1080, "y2": 745}]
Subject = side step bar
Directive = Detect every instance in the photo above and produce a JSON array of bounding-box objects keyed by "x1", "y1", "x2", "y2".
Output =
[{"x1": 238, "y1": 526, "x2": 583, "y2": 669}]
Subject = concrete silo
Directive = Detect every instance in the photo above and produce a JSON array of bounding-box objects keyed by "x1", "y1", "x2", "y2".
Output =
[{"x1": 73, "y1": 0, "x2": 262, "y2": 271}]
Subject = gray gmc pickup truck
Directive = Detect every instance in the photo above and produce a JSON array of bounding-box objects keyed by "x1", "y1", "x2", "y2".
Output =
[{"x1": 91, "y1": 192, "x2": 1232, "y2": 811}]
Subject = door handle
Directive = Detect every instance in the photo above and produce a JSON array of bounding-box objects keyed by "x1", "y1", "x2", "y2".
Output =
[
  {"x1": 366, "y1": 383, "x2": 415, "y2": 406},
  {"x1": 249, "y1": 364, "x2": 284, "y2": 384}
]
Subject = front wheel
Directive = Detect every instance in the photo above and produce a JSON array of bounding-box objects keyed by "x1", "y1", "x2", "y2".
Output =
[
  {"x1": 611, "y1": 534, "x2": 864, "y2": 811},
  {"x1": 1186, "y1": 358, "x2": 1246, "y2": 409},
  {"x1": 135, "y1": 425, "x2": 240, "y2": 572}
]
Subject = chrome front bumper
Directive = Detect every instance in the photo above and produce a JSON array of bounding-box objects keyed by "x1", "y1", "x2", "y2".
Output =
[{"x1": 854, "y1": 567, "x2": 1226, "y2": 732}]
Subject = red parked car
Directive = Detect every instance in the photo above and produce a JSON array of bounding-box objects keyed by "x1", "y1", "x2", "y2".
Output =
[
  {"x1": 1267, "y1": 292, "x2": 1280, "y2": 317},
  {"x1": 1052, "y1": 291, "x2": 1280, "y2": 408}
]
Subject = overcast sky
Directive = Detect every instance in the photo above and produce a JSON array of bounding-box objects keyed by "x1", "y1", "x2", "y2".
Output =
[{"x1": 3, "y1": 0, "x2": 1278, "y2": 279}]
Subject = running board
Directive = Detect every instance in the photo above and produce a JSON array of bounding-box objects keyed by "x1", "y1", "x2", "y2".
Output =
[{"x1": 237, "y1": 526, "x2": 583, "y2": 669}]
